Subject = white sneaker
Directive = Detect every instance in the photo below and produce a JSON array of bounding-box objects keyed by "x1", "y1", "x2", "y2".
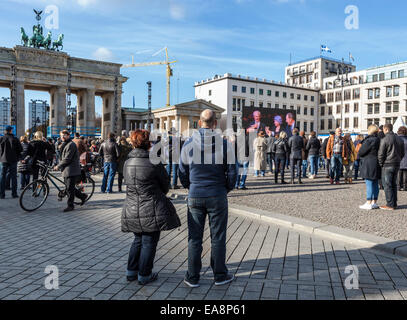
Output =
[
  {"x1": 371, "y1": 203, "x2": 380, "y2": 209},
  {"x1": 359, "y1": 202, "x2": 373, "y2": 210}
]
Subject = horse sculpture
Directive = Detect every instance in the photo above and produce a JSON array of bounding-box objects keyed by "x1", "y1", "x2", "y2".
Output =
[
  {"x1": 52, "y1": 34, "x2": 64, "y2": 51},
  {"x1": 29, "y1": 25, "x2": 44, "y2": 49},
  {"x1": 21, "y1": 27, "x2": 29, "y2": 46},
  {"x1": 42, "y1": 31, "x2": 52, "y2": 50}
]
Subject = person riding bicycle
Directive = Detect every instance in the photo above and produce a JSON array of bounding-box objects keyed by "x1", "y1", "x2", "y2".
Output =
[{"x1": 54, "y1": 130, "x2": 87, "y2": 212}]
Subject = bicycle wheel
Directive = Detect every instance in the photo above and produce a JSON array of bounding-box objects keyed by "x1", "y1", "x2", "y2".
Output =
[
  {"x1": 19, "y1": 180, "x2": 49, "y2": 212},
  {"x1": 74, "y1": 176, "x2": 95, "y2": 205}
]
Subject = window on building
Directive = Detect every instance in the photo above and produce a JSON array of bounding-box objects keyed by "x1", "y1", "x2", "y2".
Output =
[
  {"x1": 303, "y1": 122, "x2": 308, "y2": 132},
  {"x1": 344, "y1": 118, "x2": 349, "y2": 128},
  {"x1": 209, "y1": 90, "x2": 212, "y2": 96},
  {"x1": 297, "y1": 94, "x2": 301, "y2": 100},
  {"x1": 375, "y1": 88, "x2": 380, "y2": 98},
  {"x1": 328, "y1": 106, "x2": 332, "y2": 115},
  {"x1": 386, "y1": 87, "x2": 392, "y2": 97},
  {"x1": 283, "y1": 105, "x2": 287, "y2": 110},
  {"x1": 399, "y1": 70, "x2": 405, "y2": 78},
  {"x1": 327, "y1": 93, "x2": 334, "y2": 103},
  {"x1": 354, "y1": 117, "x2": 359, "y2": 128},
  {"x1": 297, "y1": 106, "x2": 301, "y2": 114},
  {"x1": 232, "y1": 98, "x2": 236, "y2": 111},
  {"x1": 372, "y1": 74, "x2": 378, "y2": 82},
  {"x1": 275, "y1": 91, "x2": 280, "y2": 97},
  {"x1": 335, "y1": 91, "x2": 342, "y2": 101},
  {"x1": 250, "y1": 88, "x2": 255, "y2": 94},
  {"x1": 391, "y1": 71, "x2": 397, "y2": 79},
  {"x1": 354, "y1": 103, "x2": 359, "y2": 112},
  {"x1": 250, "y1": 100, "x2": 255, "y2": 107},
  {"x1": 259, "y1": 101, "x2": 263, "y2": 108},
  {"x1": 394, "y1": 86, "x2": 400, "y2": 96},
  {"x1": 310, "y1": 108, "x2": 314, "y2": 116},
  {"x1": 242, "y1": 99, "x2": 246, "y2": 107},
  {"x1": 259, "y1": 89, "x2": 264, "y2": 95},
  {"x1": 311, "y1": 96, "x2": 315, "y2": 102},
  {"x1": 368, "y1": 89, "x2": 373, "y2": 99},
  {"x1": 290, "y1": 105, "x2": 294, "y2": 110},
  {"x1": 368, "y1": 104, "x2": 373, "y2": 114},
  {"x1": 297, "y1": 121, "x2": 301, "y2": 130},
  {"x1": 283, "y1": 92, "x2": 287, "y2": 98},
  {"x1": 353, "y1": 88, "x2": 360, "y2": 99},
  {"x1": 374, "y1": 103, "x2": 380, "y2": 114},
  {"x1": 336, "y1": 105, "x2": 341, "y2": 114},
  {"x1": 304, "y1": 95, "x2": 308, "y2": 101},
  {"x1": 320, "y1": 119, "x2": 325, "y2": 130},
  {"x1": 336, "y1": 119, "x2": 341, "y2": 128},
  {"x1": 344, "y1": 90, "x2": 351, "y2": 100},
  {"x1": 232, "y1": 85, "x2": 237, "y2": 92},
  {"x1": 242, "y1": 86, "x2": 246, "y2": 93},
  {"x1": 290, "y1": 93, "x2": 294, "y2": 99},
  {"x1": 275, "y1": 103, "x2": 279, "y2": 109},
  {"x1": 379, "y1": 73, "x2": 385, "y2": 81},
  {"x1": 267, "y1": 90, "x2": 271, "y2": 96},
  {"x1": 394, "y1": 101, "x2": 399, "y2": 113},
  {"x1": 320, "y1": 106, "x2": 325, "y2": 116},
  {"x1": 267, "y1": 103, "x2": 271, "y2": 108},
  {"x1": 328, "y1": 119, "x2": 333, "y2": 130},
  {"x1": 304, "y1": 107, "x2": 308, "y2": 115},
  {"x1": 345, "y1": 104, "x2": 350, "y2": 113},
  {"x1": 310, "y1": 122, "x2": 314, "y2": 132}
]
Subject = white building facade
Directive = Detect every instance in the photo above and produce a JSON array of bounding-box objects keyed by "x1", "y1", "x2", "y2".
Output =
[{"x1": 194, "y1": 74, "x2": 319, "y2": 134}]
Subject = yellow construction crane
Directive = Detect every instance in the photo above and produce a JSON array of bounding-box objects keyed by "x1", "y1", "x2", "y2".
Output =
[{"x1": 122, "y1": 47, "x2": 177, "y2": 107}]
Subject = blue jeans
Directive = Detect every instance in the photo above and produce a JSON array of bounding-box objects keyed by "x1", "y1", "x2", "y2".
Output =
[
  {"x1": 330, "y1": 154, "x2": 342, "y2": 182},
  {"x1": 235, "y1": 161, "x2": 249, "y2": 188},
  {"x1": 186, "y1": 196, "x2": 229, "y2": 283},
  {"x1": 319, "y1": 156, "x2": 325, "y2": 169},
  {"x1": 0, "y1": 162, "x2": 18, "y2": 197},
  {"x1": 365, "y1": 179, "x2": 379, "y2": 201},
  {"x1": 166, "y1": 162, "x2": 179, "y2": 186},
  {"x1": 382, "y1": 166, "x2": 399, "y2": 208},
  {"x1": 127, "y1": 231, "x2": 160, "y2": 280},
  {"x1": 267, "y1": 153, "x2": 274, "y2": 173},
  {"x1": 101, "y1": 162, "x2": 117, "y2": 193},
  {"x1": 302, "y1": 160, "x2": 308, "y2": 177},
  {"x1": 254, "y1": 170, "x2": 265, "y2": 177},
  {"x1": 20, "y1": 172, "x2": 30, "y2": 189},
  {"x1": 309, "y1": 155, "x2": 319, "y2": 176}
]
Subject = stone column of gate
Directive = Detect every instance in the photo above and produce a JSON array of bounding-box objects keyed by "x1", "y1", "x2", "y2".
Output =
[
  {"x1": 85, "y1": 88, "x2": 96, "y2": 136},
  {"x1": 15, "y1": 82, "x2": 25, "y2": 137},
  {"x1": 101, "y1": 92, "x2": 114, "y2": 140},
  {"x1": 49, "y1": 86, "x2": 67, "y2": 136},
  {"x1": 76, "y1": 89, "x2": 86, "y2": 135}
]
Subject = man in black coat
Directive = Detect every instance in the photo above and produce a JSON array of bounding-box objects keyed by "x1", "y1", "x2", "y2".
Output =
[
  {"x1": 378, "y1": 123, "x2": 405, "y2": 210},
  {"x1": 288, "y1": 128, "x2": 304, "y2": 184},
  {"x1": 0, "y1": 126, "x2": 22, "y2": 198}
]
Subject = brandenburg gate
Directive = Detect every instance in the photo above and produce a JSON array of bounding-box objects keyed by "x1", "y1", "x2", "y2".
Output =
[{"x1": 0, "y1": 45, "x2": 127, "y2": 138}]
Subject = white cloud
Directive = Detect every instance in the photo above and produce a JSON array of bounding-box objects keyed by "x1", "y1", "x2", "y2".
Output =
[
  {"x1": 92, "y1": 47, "x2": 113, "y2": 61},
  {"x1": 169, "y1": 2, "x2": 186, "y2": 20},
  {"x1": 77, "y1": 0, "x2": 98, "y2": 7}
]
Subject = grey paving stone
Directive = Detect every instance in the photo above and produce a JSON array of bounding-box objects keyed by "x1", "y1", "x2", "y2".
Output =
[{"x1": 278, "y1": 293, "x2": 297, "y2": 300}]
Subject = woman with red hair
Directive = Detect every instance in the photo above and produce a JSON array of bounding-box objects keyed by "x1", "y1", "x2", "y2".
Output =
[{"x1": 121, "y1": 130, "x2": 180, "y2": 285}]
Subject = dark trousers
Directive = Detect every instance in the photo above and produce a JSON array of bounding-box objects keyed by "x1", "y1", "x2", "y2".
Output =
[
  {"x1": 118, "y1": 172, "x2": 124, "y2": 191},
  {"x1": 127, "y1": 231, "x2": 160, "y2": 278},
  {"x1": 275, "y1": 155, "x2": 286, "y2": 182},
  {"x1": 398, "y1": 169, "x2": 407, "y2": 189},
  {"x1": 186, "y1": 195, "x2": 228, "y2": 283},
  {"x1": 0, "y1": 162, "x2": 18, "y2": 197},
  {"x1": 267, "y1": 153, "x2": 274, "y2": 173},
  {"x1": 354, "y1": 160, "x2": 360, "y2": 179},
  {"x1": 65, "y1": 176, "x2": 86, "y2": 208},
  {"x1": 20, "y1": 172, "x2": 30, "y2": 189},
  {"x1": 325, "y1": 158, "x2": 331, "y2": 177},
  {"x1": 382, "y1": 166, "x2": 399, "y2": 208},
  {"x1": 290, "y1": 159, "x2": 302, "y2": 182},
  {"x1": 166, "y1": 162, "x2": 179, "y2": 187}
]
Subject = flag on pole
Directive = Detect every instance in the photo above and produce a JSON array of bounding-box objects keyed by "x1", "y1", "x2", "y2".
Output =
[
  {"x1": 320, "y1": 45, "x2": 332, "y2": 53},
  {"x1": 349, "y1": 52, "x2": 355, "y2": 62}
]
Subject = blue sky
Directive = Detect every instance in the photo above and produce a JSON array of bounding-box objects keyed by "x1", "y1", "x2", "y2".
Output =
[{"x1": 1, "y1": 0, "x2": 407, "y2": 128}]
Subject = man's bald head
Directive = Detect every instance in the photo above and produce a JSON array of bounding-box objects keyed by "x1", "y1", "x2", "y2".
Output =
[{"x1": 199, "y1": 109, "x2": 217, "y2": 129}]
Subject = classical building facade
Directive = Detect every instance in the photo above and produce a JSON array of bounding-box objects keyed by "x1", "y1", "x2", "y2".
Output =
[
  {"x1": 194, "y1": 73, "x2": 319, "y2": 134},
  {"x1": 121, "y1": 99, "x2": 224, "y2": 137},
  {"x1": 0, "y1": 46, "x2": 127, "y2": 138}
]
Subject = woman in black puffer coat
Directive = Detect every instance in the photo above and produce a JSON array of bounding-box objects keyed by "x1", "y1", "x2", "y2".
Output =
[
  {"x1": 358, "y1": 125, "x2": 381, "y2": 210},
  {"x1": 122, "y1": 129, "x2": 180, "y2": 285},
  {"x1": 17, "y1": 136, "x2": 31, "y2": 189},
  {"x1": 28, "y1": 131, "x2": 54, "y2": 181}
]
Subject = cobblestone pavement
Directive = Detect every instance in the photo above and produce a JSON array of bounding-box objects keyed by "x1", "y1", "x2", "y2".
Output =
[
  {"x1": 1, "y1": 177, "x2": 407, "y2": 300},
  {"x1": 172, "y1": 171, "x2": 407, "y2": 241}
]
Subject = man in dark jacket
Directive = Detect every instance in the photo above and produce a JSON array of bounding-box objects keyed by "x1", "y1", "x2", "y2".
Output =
[
  {"x1": 288, "y1": 128, "x2": 304, "y2": 184},
  {"x1": 0, "y1": 126, "x2": 22, "y2": 198},
  {"x1": 378, "y1": 123, "x2": 405, "y2": 210},
  {"x1": 54, "y1": 130, "x2": 87, "y2": 212},
  {"x1": 179, "y1": 109, "x2": 237, "y2": 288},
  {"x1": 99, "y1": 132, "x2": 120, "y2": 193},
  {"x1": 300, "y1": 131, "x2": 308, "y2": 178}
]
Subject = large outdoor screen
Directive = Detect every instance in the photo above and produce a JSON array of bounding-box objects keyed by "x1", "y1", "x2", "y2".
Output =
[{"x1": 242, "y1": 107, "x2": 297, "y2": 138}]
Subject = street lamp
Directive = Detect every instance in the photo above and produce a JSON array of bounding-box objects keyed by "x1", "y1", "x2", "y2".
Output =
[{"x1": 334, "y1": 58, "x2": 350, "y2": 130}]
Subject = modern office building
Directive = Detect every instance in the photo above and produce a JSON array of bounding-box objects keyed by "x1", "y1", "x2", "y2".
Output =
[
  {"x1": 28, "y1": 99, "x2": 49, "y2": 131},
  {"x1": 194, "y1": 73, "x2": 319, "y2": 134},
  {"x1": 0, "y1": 97, "x2": 10, "y2": 128}
]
